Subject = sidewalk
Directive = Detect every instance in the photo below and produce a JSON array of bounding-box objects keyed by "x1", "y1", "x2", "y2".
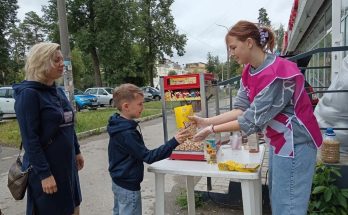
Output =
[{"x1": 0, "y1": 116, "x2": 270, "y2": 215}]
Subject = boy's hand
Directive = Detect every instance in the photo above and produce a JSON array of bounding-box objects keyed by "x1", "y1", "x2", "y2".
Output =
[
  {"x1": 174, "y1": 127, "x2": 192, "y2": 144},
  {"x1": 188, "y1": 115, "x2": 209, "y2": 128}
]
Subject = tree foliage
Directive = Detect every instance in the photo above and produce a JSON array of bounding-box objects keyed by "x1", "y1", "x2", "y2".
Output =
[
  {"x1": 258, "y1": 8, "x2": 271, "y2": 27},
  {"x1": 206, "y1": 52, "x2": 220, "y2": 74},
  {"x1": 206, "y1": 52, "x2": 241, "y2": 81},
  {"x1": 138, "y1": 0, "x2": 187, "y2": 86},
  {"x1": 0, "y1": 0, "x2": 18, "y2": 85},
  {"x1": 274, "y1": 24, "x2": 284, "y2": 54},
  {"x1": 42, "y1": 0, "x2": 60, "y2": 43},
  {"x1": 21, "y1": 11, "x2": 46, "y2": 45}
]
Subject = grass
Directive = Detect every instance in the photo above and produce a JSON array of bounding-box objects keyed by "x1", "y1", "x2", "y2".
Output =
[
  {"x1": 0, "y1": 101, "x2": 163, "y2": 148},
  {"x1": 175, "y1": 189, "x2": 203, "y2": 209}
]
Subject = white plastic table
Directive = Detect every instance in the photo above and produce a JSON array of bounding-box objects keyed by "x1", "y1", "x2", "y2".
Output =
[{"x1": 148, "y1": 145, "x2": 265, "y2": 215}]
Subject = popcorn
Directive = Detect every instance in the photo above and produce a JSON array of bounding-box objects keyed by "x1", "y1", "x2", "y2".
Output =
[{"x1": 175, "y1": 123, "x2": 204, "y2": 151}]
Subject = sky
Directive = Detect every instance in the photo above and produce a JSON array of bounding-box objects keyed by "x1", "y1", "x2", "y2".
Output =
[{"x1": 17, "y1": 0, "x2": 294, "y2": 66}]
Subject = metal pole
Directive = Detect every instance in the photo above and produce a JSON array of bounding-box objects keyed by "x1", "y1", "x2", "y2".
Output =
[
  {"x1": 57, "y1": 0, "x2": 74, "y2": 108},
  {"x1": 216, "y1": 24, "x2": 230, "y2": 80},
  {"x1": 160, "y1": 77, "x2": 168, "y2": 142}
]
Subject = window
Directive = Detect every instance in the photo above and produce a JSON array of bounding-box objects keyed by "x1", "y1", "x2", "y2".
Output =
[
  {"x1": 0, "y1": 89, "x2": 6, "y2": 98},
  {"x1": 8, "y1": 89, "x2": 14, "y2": 98},
  {"x1": 105, "y1": 88, "x2": 113, "y2": 94},
  {"x1": 97, "y1": 89, "x2": 106, "y2": 95},
  {"x1": 86, "y1": 89, "x2": 98, "y2": 94}
]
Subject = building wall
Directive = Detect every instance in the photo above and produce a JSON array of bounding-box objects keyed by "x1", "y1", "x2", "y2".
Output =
[
  {"x1": 286, "y1": 0, "x2": 348, "y2": 89},
  {"x1": 185, "y1": 62, "x2": 206, "y2": 74},
  {"x1": 154, "y1": 62, "x2": 186, "y2": 88},
  {"x1": 300, "y1": 1, "x2": 332, "y2": 88}
]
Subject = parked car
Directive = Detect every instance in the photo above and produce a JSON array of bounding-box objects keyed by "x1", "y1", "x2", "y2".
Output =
[
  {"x1": 84, "y1": 87, "x2": 114, "y2": 106},
  {"x1": 73, "y1": 88, "x2": 98, "y2": 111},
  {"x1": 0, "y1": 108, "x2": 3, "y2": 121},
  {"x1": 59, "y1": 87, "x2": 98, "y2": 111},
  {"x1": 0, "y1": 86, "x2": 15, "y2": 115},
  {"x1": 143, "y1": 91, "x2": 153, "y2": 102},
  {"x1": 141, "y1": 86, "x2": 161, "y2": 101}
]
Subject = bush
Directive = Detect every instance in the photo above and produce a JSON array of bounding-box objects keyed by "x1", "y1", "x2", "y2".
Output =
[{"x1": 308, "y1": 163, "x2": 348, "y2": 215}]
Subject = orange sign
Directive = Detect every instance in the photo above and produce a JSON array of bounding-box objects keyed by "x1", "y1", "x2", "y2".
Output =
[{"x1": 169, "y1": 77, "x2": 197, "y2": 85}]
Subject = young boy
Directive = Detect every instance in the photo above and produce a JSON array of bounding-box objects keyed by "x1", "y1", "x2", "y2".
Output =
[{"x1": 107, "y1": 83, "x2": 189, "y2": 215}]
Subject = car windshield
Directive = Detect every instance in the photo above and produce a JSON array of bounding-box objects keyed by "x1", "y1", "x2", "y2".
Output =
[{"x1": 74, "y1": 89, "x2": 85, "y2": 95}]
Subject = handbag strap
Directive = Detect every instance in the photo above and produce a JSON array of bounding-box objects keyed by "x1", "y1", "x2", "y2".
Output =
[{"x1": 18, "y1": 142, "x2": 23, "y2": 158}]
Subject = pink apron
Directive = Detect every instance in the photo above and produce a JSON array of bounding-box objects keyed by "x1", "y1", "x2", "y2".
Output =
[{"x1": 241, "y1": 57, "x2": 322, "y2": 157}]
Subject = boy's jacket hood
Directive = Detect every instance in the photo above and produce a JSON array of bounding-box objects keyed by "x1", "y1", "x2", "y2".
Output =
[{"x1": 107, "y1": 113, "x2": 138, "y2": 135}]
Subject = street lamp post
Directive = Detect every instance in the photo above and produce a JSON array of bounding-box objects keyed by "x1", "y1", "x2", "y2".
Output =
[{"x1": 216, "y1": 24, "x2": 230, "y2": 80}]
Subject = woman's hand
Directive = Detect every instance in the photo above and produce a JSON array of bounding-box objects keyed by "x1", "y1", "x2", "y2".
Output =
[
  {"x1": 193, "y1": 125, "x2": 214, "y2": 142},
  {"x1": 41, "y1": 175, "x2": 57, "y2": 194},
  {"x1": 76, "y1": 153, "x2": 84, "y2": 171},
  {"x1": 188, "y1": 115, "x2": 209, "y2": 128},
  {"x1": 174, "y1": 127, "x2": 192, "y2": 144}
]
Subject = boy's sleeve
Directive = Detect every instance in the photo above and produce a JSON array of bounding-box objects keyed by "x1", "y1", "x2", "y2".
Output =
[{"x1": 119, "y1": 131, "x2": 179, "y2": 164}]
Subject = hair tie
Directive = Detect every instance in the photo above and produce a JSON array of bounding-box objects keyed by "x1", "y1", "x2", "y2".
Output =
[{"x1": 259, "y1": 28, "x2": 269, "y2": 46}]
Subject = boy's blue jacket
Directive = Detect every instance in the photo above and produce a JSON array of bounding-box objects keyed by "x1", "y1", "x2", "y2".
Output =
[{"x1": 107, "y1": 113, "x2": 179, "y2": 191}]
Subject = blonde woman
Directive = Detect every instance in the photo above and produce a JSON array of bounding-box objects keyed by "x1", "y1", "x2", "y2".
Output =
[{"x1": 13, "y1": 43, "x2": 83, "y2": 215}]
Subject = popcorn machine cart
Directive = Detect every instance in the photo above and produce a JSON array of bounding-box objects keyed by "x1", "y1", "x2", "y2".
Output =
[{"x1": 159, "y1": 73, "x2": 216, "y2": 160}]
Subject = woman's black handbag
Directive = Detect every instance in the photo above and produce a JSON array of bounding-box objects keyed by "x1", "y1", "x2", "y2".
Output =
[{"x1": 7, "y1": 143, "x2": 31, "y2": 200}]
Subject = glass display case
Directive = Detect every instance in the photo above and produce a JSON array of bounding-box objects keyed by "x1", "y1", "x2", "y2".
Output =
[{"x1": 159, "y1": 73, "x2": 217, "y2": 160}]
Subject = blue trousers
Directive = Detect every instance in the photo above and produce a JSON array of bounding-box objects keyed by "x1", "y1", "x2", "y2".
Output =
[
  {"x1": 268, "y1": 141, "x2": 317, "y2": 215},
  {"x1": 112, "y1": 181, "x2": 141, "y2": 215}
]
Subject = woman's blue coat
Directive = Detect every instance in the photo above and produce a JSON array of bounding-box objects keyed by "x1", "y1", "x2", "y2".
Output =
[{"x1": 13, "y1": 81, "x2": 82, "y2": 215}]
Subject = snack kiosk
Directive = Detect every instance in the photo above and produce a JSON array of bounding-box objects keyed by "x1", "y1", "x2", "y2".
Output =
[{"x1": 159, "y1": 73, "x2": 216, "y2": 160}]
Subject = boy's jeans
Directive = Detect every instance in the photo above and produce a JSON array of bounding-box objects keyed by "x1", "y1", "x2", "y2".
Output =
[
  {"x1": 112, "y1": 181, "x2": 141, "y2": 215},
  {"x1": 268, "y1": 141, "x2": 317, "y2": 215}
]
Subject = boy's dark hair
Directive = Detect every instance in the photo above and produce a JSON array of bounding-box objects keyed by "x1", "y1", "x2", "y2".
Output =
[{"x1": 113, "y1": 83, "x2": 144, "y2": 111}]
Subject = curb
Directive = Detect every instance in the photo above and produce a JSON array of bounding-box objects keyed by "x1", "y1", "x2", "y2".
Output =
[{"x1": 76, "y1": 113, "x2": 163, "y2": 140}]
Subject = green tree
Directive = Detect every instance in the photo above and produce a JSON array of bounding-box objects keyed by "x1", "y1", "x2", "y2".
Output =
[
  {"x1": 21, "y1": 11, "x2": 46, "y2": 45},
  {"x1": 168, "y1": 70, "x2": 177, "y2": 75},
  {"x1": 42, "y1": 0, "x2": 60, "y2": 43},
  {"x1": 258, "y1": 8, "x2": 271, "y2": 27},
  {"x1": 138, "y1": 0, "x2": 187, "y2": 87},
  {"x1": 274, "y1": 24, "x2": 284, "y2": 54},
  {"x1": 6, "y1": 11, "x2": 47, "y2": 84},
  {"x1": 71, "y1": 48, "x2": 86, "y2": 89},
  {"x1": 206, "y1": 52, "x2": 220, "y2": 75},
  {"x1": 7, "y1": 25, "x2": 26, "y2": 83},
  {"x1": 95, "y1": 0, "x2": 141, "y2": 86},
  {"x1": 0, "y1": 0, "x2": 18, "y2": 85},
  {"x1": 67, "y1": 0, "x2": 103, "y2": 87},
  {"x1": 227, "y1": 58, "x2": 241, "y2": 78}
]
